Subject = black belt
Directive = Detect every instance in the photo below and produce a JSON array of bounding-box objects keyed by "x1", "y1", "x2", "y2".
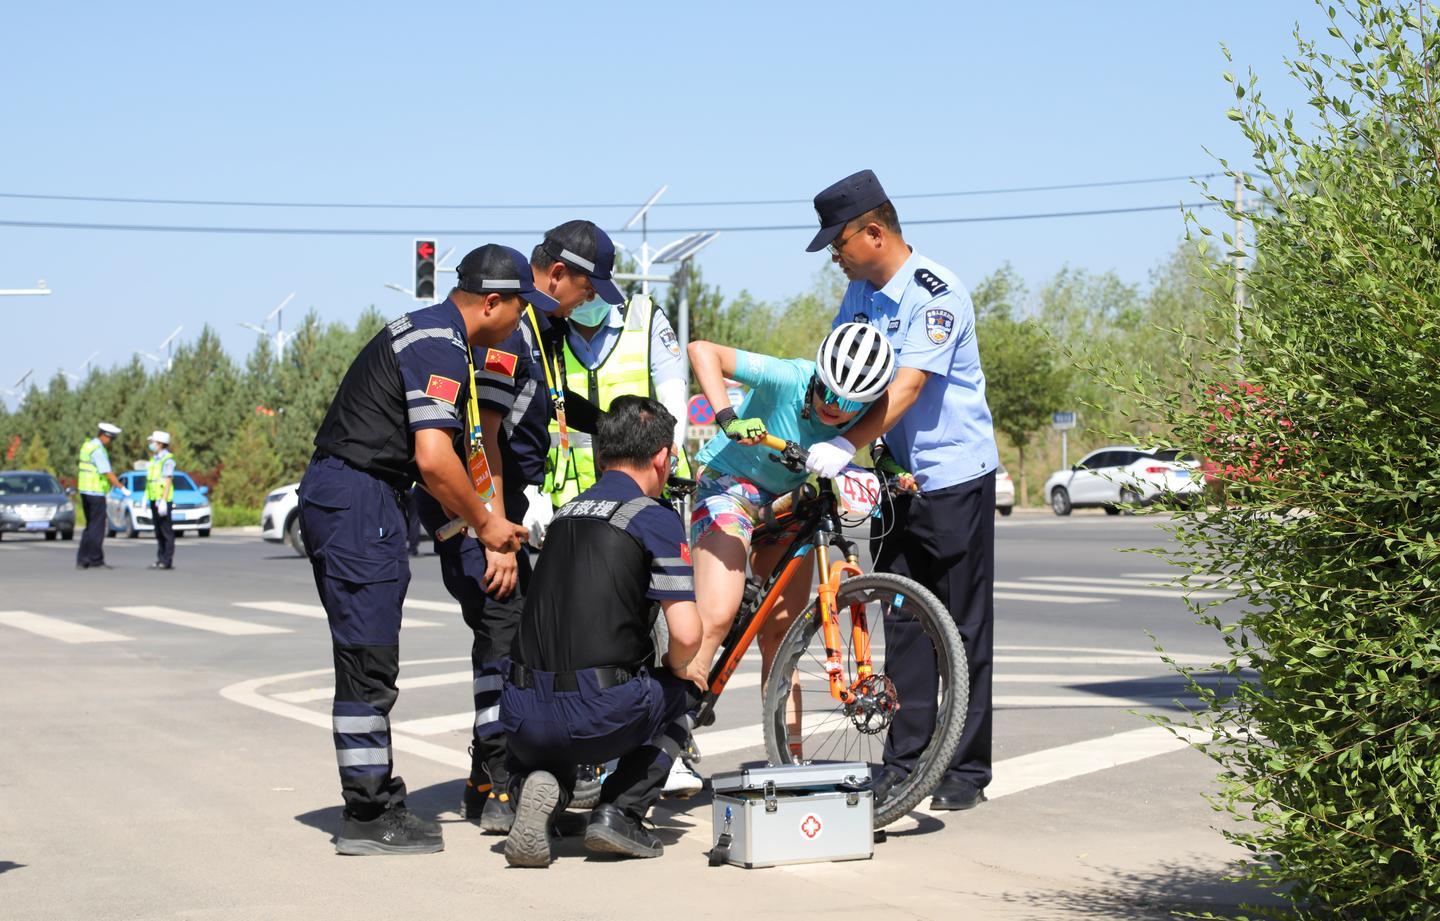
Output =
[{"x1": 509, "y1": 661, "x2": 636, "y2": 692}]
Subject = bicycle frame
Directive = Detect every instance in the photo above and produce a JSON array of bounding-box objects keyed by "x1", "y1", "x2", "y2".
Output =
[{"x1": 691, "y1": 437, "x2": 876, "y2": 728}]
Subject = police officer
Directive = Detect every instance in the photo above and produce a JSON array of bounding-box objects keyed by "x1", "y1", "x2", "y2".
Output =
[
  {"x1": 76, "y1": 422, "x2": 128, "y2": 570},
  {"x1": 412, "y1": 220, "x2": 617, "y2": 832},
  {"x1": 145, "y1": 430, "x2": 178, "y2": 571},
  {"x1": 499, "y1": 395, "x2": 702, "y2": 868},
  {"x1": 544, "y1": 249, "x2": 690, "y2": 507},
  {"x1": 299, "y1": 243, "x2": 540, "y2": 856},
  {"x1": 803, "y1": 170, "x2": 999, "y2": 812}
]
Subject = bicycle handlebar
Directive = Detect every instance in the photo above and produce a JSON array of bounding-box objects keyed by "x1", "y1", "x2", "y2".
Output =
[{"x1": 759, "y1": 434, "x2": 809, "y2": 473}]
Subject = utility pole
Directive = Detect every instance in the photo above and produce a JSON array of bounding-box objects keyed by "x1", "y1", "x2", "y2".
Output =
[{"x1": 1234, "y1": 173, "x2": 1245, "y2": 368}]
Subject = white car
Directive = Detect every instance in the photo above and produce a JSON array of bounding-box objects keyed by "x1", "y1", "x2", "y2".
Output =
[
  {"x1": 995, "y1": 463, "x2": 1014, "y2": 516},
  {"x1": 1043, "y1": 446, "x2": 1204, "y2": 516},
  {"x1": 261, "y1": 483, "x2": 304, "y2": 556}
]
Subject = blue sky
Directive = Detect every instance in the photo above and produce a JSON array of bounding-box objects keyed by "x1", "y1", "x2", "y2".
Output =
[{"x1": 0, "y1": 1, "x2": 1334, "y2": 403}]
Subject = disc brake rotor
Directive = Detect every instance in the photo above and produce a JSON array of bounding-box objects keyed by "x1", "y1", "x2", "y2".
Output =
[{"x1": 846, "y1": 674, "x2": 899, "y2": 735}]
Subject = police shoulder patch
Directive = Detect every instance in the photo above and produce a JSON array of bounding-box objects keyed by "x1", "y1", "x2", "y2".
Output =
[
  {"x1": 425, "y1": 374, "x2": 462, "y2": 404},
  {"x1": 660, "y1": 327, "x2": 681, "y2": 356},
  {"x1": 483, "y1": 348, "x2": 518, "y2": 377},
  {"x1": 923, "y1": 308, "x2": 956, "y2": 345},
  {"x1": 914, "y1": 268, "x2": 949, "y2": 297}
]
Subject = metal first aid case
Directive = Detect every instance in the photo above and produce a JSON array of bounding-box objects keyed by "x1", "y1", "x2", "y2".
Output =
[{"x1": 709, "y1": 762, "x2": 873, "y2": 868}]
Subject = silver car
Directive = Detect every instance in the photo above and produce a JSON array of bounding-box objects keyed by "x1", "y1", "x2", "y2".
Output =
[{"x1": 1043, "y1": 446, "x2": 1203, "y2": 516}]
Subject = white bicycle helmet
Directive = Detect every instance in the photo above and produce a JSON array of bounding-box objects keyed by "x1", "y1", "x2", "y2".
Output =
[{"x1": 814, "y1": 322, "x2": 896, "y2": 408}]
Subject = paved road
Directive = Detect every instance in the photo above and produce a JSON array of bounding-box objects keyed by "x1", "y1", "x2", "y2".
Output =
[{"x1": 0, "y1": 511, "x2": 1272, "y2": 919}]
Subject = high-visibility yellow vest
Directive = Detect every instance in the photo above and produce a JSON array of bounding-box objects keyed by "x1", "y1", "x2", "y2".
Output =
[
  {"x1": 543, "y1": 299, "x2": 689, "y2": 506},
  {"x1": 146, "y1": 451, "x2": 174, "y2": 502},
  {"x1": 77, "y1": 438, "x2": 107, "y2": 495}
]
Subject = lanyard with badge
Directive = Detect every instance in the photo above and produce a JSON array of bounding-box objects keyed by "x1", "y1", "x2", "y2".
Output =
[
  {"x1": 435, "y1": 350, "x2": 496, "y2": 542},
  {"x1": 526, "y1": 305, "x2": 575, "y2": 488}
]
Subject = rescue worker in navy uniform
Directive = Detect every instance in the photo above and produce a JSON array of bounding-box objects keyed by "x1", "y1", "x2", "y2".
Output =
[
  {"x1": 75, "y1": 422, "x2": 128, "y2": 570},
  {"x1": 300, "y1": 244, "x2": 543, "y2": 856},
  {"x1": 499, "y1": 395, "x2": 703, "y2": 868},
  {"x1": 411, "y1": 220, "x2": 620, "y2": 832},
  {"x1": 803, "y1": 170, "x2": 999, "y2": 812}
]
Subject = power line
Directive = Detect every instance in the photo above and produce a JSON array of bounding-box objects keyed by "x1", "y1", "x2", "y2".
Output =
[
  {"x1": 0, "y1": 202, "x2": 1218, "y2": 238},
  {"x1": 0, "y1": 173, "x2": 1220, "y2": 211}
]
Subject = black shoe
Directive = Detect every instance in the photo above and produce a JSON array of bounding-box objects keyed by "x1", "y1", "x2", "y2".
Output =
[
  {"x1": 335, "y1": 806, "x2": 444, "y2": 856},
  {"x1": 149, "y1": 562, "x2": 172, "y2": 570},
  {"x1": 583, "y1": 803, "x2": 663, "y2": 859},
  {"x1": 552, "y1": 809, "x2": 588, "y2": 838},
  {"x1": 459, "y1": 780, "x2": 489, "y2": 821},
  {"x1": 929, "y1": 777, "x2": 987, "y2": 811},
  {"x1": 479, "y1": 789, "x2": 515, "y2": 834},
  {"x1": 505, "y1": 771, "x2": 560, "y2": 868}
]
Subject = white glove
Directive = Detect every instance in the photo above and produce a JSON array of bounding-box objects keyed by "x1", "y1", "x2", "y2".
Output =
[
  {"x1": 522, "y1": 490, "x2": 553, "y2": 549},
  {"x1": 121, "y1": 487, "x2": 132, "y2": 498},
  {"x1": 156, "y1": 499, "x2": 168, "y2": 516},
  {"x1": 805, "y1": 436, "x2": 856, "y2": 479}
]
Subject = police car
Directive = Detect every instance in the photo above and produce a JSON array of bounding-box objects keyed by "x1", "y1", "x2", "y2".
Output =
[
  {"x1": 260, "y1": 482, "x2": 305, "y2": 556},
  {"x1": 106, "y1": 469, "x2": 213, "y2": 537}
]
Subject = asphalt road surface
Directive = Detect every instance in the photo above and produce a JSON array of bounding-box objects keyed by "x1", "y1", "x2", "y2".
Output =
[{"x1": 0, "y1": 510, "x2": 1275, "y2": 920}]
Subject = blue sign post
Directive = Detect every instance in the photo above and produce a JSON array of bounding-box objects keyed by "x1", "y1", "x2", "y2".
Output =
[{"x1": 1052, "y1": 411, "x2": 1077, "y2": 468}]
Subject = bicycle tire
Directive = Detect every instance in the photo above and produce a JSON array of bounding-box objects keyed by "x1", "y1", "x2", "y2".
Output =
[{"x1": 760, "y1": 572, "x2": 968, "y2": 828}]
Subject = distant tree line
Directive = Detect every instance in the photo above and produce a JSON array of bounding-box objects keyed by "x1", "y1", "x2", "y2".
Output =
[{"x1": 0, "y1": 242, "x2": 1223, "y2": 510}]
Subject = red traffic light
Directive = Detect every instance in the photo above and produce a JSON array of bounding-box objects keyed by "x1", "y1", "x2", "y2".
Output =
[{"x1": 416, "y1": 241, "x2": 435, "y2": 260}]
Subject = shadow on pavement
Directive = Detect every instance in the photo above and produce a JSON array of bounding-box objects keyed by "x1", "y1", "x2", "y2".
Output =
[
  {"x1": 999, "y1": 857, "x2": 1286, "y2": 920},
  {"x1": 0, "y1": 861, "x2": 25, "y2": 875}
]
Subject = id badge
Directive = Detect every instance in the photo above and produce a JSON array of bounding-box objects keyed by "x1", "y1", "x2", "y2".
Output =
[{"x1": 468, "y1": 444, "x2": 495, "y2": 501}]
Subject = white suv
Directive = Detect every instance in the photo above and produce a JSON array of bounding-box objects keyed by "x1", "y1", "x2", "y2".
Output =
[
  {"x1": 1043, "y1": 446, "x2": 1203, "y2": 516},
  {"x1": 260, "y1": 483, "x2": 304, "y2": 556}
]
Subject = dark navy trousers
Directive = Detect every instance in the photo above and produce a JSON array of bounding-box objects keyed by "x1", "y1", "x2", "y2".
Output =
[
  {"x1": 872, "y1": 470, "x2": 995, "y2": 792},
  {"x1": 414, "y1": 485, "x2": 530, "y2": 788},
  {"x1": 500, "y1": 666, "x2": 698, "y2": 820},
  {"x1": 150, "y1": 501, "x2": 175, "y2": 566},
  {"x1": 299, "y1": 455, "x2": 412, "y2": 820},
  {"x1": 77, "y1": 494, "x2": 108, "y2": 567}
]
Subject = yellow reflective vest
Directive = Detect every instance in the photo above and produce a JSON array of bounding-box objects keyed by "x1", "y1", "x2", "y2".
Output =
[{"x1": 77, "y1": 438, "x2": 107, "y2": 495}]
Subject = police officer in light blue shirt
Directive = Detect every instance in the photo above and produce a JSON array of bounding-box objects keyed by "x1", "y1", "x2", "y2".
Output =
[{"x1": 803, "y1": 169, "x2": 998, "y2": 813}]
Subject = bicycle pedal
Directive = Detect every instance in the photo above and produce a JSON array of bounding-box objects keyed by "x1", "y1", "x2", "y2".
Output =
[{"x1": 684, "y1": 739, "x2": 702, "y2": 763}]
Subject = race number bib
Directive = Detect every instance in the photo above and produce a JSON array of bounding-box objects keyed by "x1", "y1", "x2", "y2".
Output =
[{"x1": 834, "y1": 466, "x2": 881, "y2": 518}]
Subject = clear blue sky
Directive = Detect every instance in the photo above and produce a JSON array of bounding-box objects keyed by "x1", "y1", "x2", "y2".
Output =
[{"x1": 0, "y1": 1, "x2": 1334, "y2": 404}]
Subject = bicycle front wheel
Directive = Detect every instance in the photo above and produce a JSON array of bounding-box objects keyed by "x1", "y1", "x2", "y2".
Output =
[{"x1": 760, "y1": 572, "x2": 968, "y2": 828}]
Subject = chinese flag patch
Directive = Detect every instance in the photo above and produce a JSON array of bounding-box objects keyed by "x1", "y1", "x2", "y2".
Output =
[
  {"x1": 680, "y1": 542, "x2": 692, "y2": 565},
  {"x1": 484, "y1": 348, "x2": 518, "y2": 377},
  {"x1": 425, "y1": 374, "x2": 461, "y2": 404}
]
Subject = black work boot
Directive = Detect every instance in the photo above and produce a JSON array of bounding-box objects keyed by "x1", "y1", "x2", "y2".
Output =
[
  {"x1": 479, "y1": 790, "x2": 516, "y2": 834},
  {"x1": 583, "y1": 803, "x2": 663, "y2": 859},
  {"x1": 335, "y1": 806, "x2": 443, "y2": 856},
  {"x1": 459, "y1": 780, "x2": 490, "y2": 821},
  {"x1": 504, "y1": 772, "x2": 560, "y2": 868}
]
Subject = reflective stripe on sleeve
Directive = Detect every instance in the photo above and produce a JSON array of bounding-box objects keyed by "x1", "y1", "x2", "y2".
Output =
[
  {"x1": 391, "y1": 327, "x2": 456, "y2": 354},
  {"x1": 408, "y1": 404, "x2": 459, "y2": 424},
  {"x1": 650, "y1": 574, "x2": 694, "y2": 593},
  {"x1": 473, "y1": 705, "x2": 500, "y2": 728},
  {"x1": 651, "y1": 557, "x2": 688, "y2": 569},
  {"x1": 472, "y1": 675, "x2": 504, "y2": 695},
  {"x1": 609, "y1": 496, "x2": 655, "y2": 530}
]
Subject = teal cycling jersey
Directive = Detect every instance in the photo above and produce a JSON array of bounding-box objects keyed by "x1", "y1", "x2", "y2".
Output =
[{"x1": 695, "y1": 351, "x2": 852, "y2": 496}]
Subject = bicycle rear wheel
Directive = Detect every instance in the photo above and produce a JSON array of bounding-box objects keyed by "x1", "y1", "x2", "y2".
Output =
[{"x1": 761, "y1": 572, "x2": 967, "y2": 828}]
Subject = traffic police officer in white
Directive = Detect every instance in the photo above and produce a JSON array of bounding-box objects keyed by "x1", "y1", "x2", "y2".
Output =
[
  {"x1": 804, "y1": 169, "x2": 999, "y2": 812},
  {"x1": 146, "y1": 430, "x2": 178, "y2": 571},
  {"x1": 76, "y1": 422, "x2": 128, "y2": 569}
]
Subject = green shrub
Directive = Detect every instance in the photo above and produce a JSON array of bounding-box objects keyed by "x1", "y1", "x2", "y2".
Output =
[
  {"x1": 210, "y1": 504, "x2": 262, "y2": 529},
  {"x1": 1110, "y1": 2, "x2": 1440, "y2": 916}
]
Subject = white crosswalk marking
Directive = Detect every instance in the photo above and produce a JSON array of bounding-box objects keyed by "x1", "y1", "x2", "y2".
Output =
[
  {"x1": 232, "y1": 600, "x2": 442, "y2": 628},
  {"x1": 106, "y1": 605, "x2": 291, "y2": 636},
  {"x1": 403, "y1": 599, "x2": 460, "y2": 613},
  {"x1": 272, "y1": 669, "x2": 476, "y2": 703},
  {"x1": 0, "y1": 610, "x2": 131, "y2": 644},
  {"x1": 983, "y1": 725, "x2": 1207, "y2": 800},
  {"x1": 1001, "y1": 578, "x2": 1229, "y2": 600},
  {"x1": 994, "y1": 590, "x2": 1102, "y2": 604}
]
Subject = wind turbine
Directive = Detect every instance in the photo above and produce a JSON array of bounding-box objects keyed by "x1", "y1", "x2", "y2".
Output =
[
  {"x1": 238, "y1": 292, "x2": 295, "y2": 357},
  {"x1": 157, "y1": 326, "x2": 183, "y2": 371},
  {"x1": 2, "y1": 368, "x2": 34, "y2": 398},
  {"x1": 61, "y1": 350, "x2": 100, "y2": 383}
]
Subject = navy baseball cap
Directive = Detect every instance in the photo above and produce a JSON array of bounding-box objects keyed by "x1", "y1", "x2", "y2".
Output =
[
  {"x1": 455, "y1": 244, "x2": 560, "y2": 313},
  {"x1": 540, "y1": 220, "x2": 624, "y2": 305},
  {"x1": 806, "y1": 169, "x2": 891, "y2": 253}
]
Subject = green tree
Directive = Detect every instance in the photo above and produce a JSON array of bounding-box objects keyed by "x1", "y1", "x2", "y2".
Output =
[
  {"x1": 1106, "y1": 2, "x2": 1440, "y2": 914},
  {"x1": 17, "y1": 432, "x2": 54, "y2": 476},
  {"x1": 979, "y1": 315, "x2": 1070, "y2": 504},
  {"x1": 216, "y1": 414, "x2": 282, "y2": 508}
]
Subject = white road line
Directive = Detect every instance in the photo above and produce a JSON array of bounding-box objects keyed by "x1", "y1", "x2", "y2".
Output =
[
  {"x1": 995, "y1": 673, "x2": 1201, "y2": 684},
  {"x1": 997, "y1": 655, "x2": 1214, "y2": 666},
  {"x1": 232, "y1": 600, "x2": 441, "y2": 628},
  {"x1": 272, "y1": 668, "x2": 478, "y2": 703},
  {"x1": 997, "y1": 644, "x2": 1217, "y2": 663},
  {"x1": 994, "y1": 590, "x2": 1104, "y2": 604},
  {"x1": 995, "y1": 695, "x2": 1190, "y2": 709},
  {"x1": 391, "y1": 712, "x2": 474, "y2": 735},
  {"x1": 0, "y1": 610, "x2": 132, "y2": 644},
  {"x1": 1016, "y1": 577, "x2": 1230, "y2": 599},
  {"x1": 106, "y1": 605, "x2": 291, "y2": 636},
  {"x1": 403, "y1": 599, "x2": 460, "y2": 613},
  {"x1": 982, "y1": 725, "x2": 1208, "y2": 800}
]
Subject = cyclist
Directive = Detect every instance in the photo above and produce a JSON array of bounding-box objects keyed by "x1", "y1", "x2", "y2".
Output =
[{"x1": 685, "y1": 323, "x2": 896, "y2": 751}]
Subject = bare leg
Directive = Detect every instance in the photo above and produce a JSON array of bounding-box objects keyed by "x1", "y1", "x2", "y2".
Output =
[
  {"x1": 691, "y1": 525, "x2": 751, "y2": 682},
  {"x1": 753, "y1": 539, "x2": 814, "y2": 755}
]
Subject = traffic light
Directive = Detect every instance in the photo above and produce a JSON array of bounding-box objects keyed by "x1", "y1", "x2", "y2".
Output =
[{"x1": 414, "y1": 239, "x2": 436, "y2": 300}]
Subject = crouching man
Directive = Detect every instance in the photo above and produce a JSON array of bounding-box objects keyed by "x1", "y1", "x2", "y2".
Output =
[{"x1": 500, "y1": 395, "x2": 703, "y2": 867}]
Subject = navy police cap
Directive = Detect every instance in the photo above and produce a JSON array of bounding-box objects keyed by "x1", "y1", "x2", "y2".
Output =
[
  {"x1": 456, "y1": 244, "x2": 561, "y2": 313},
  {"x1": 540, "y1": 220, "x2": 624, "y2": 305},
  {"x1": 806, "y1": 169, "x2": 891, "y2": 253}
]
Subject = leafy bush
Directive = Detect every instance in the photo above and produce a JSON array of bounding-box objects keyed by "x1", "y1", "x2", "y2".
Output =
[
  {"x1": 1116, "y1": 3, "x2": 1440, "y2": 916},
  {"x1": 210, "y1": 504, "x2": 262, "y2": 529}
]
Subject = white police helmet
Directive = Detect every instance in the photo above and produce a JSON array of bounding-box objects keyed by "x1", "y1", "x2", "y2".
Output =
[{"x1": 149, "y1": 430, "x2": 171, "y2": 445}]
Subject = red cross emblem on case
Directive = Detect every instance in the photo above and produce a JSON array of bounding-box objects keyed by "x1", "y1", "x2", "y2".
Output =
[{"x1": 800, "y1": 814, "x2": 822, "y2": 839}]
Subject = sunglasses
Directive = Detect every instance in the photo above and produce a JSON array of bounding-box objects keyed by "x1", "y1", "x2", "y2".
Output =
[{"x1": 812, "y1": 378, "x2": 864, "y2": 413}]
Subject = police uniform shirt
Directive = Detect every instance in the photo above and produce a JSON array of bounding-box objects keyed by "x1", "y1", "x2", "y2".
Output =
[
  {"x1": 313, "y1": 299, "x2": 470, "y2": 487},
  {"x1": 90, "y1": 442, "x2": 113, "y2": 482},
  {"x1": 515, "y1": 469, "x2": 694, "y2": 673},
  {"x1": 834, "y1": 251, "x2": 999, "y2": 492},
  {"x1": 563, "y1": 301, "x2": 685, "y2": 387},
  {"x1": 474, "y1": 310, "x2": 563, "y2": 488}
]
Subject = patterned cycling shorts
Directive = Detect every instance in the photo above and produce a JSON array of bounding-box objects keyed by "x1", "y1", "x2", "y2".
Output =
[{"x1": 690, "y1": 470, "x2": 777, "y2": 546}]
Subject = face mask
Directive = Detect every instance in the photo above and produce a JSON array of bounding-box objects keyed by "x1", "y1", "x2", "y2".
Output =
[
  {"x1": 568, "y1": 298, "x2": 611, "y2": 327},
  {"x1": 147, "y1": 442, "x2": 158, "y2": 454}
]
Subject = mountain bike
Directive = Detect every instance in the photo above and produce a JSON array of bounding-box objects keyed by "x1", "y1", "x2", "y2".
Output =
[{"x1": 684, "y1": 435, "x2": 968, "y2": 828}]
